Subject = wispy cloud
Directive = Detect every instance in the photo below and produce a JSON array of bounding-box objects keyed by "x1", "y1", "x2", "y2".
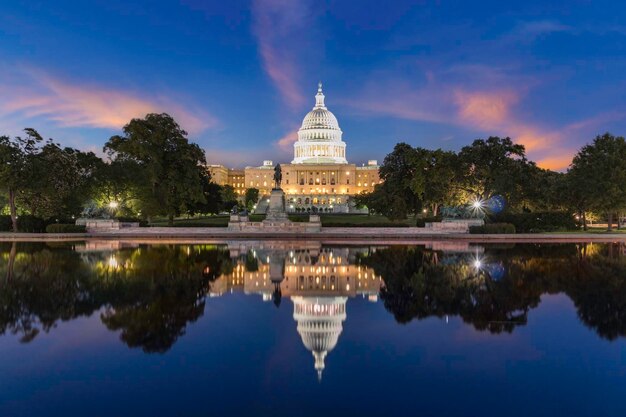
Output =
[
  {"x1": 509, "y1": 20, "x2": 571, "y2": 41},
  {"x1": 251, "y1": 0, "x2": 314, "y2": 108},
  {"x1": 275, "y1": 127, "x2": 299, "y2": 150},
  {"x1": 342, "y1": 73, "x2": 576, "y2": 168},
  {"x1": 0, "y1": 70, "x2": 217, "y2": 135},
  {"x1": 454, "y1": 90, "x2": 518, "y2": 129}
]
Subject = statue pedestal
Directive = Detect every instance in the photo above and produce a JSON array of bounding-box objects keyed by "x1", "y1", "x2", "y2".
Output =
[{"x1": 263, "y1": 188, "x2": 290, "y2": 223}]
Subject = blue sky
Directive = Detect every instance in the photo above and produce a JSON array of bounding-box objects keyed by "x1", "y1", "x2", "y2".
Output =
[{"x1": 1, "y1": 0, "x2": 626, "y2": 169}]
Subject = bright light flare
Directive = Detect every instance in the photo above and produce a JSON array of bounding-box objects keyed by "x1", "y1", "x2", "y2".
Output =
[{"x1": 108, "y1": 201, "x2": 119, "y2": 209}]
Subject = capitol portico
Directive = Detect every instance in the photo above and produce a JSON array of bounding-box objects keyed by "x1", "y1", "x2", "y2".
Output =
[{"x1": 209, "y1": 83, "x2": 381, "y2": 213}]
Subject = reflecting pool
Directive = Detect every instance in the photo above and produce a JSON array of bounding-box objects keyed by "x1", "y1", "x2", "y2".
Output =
[{"x1": 1, "y1": 240, "x2": 626, "y2": 416}]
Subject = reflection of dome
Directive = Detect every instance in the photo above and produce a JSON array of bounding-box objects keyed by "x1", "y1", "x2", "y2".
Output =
[
  {"x1": 292, "y1": 296, "x2": 347, "y2": 381},
  {"x1": 292, "y1": 83, "x2": 348, "y2": 165}
]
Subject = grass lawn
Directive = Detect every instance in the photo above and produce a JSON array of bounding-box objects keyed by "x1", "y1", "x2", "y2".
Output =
[
  {"x1": 150, "y1": 215, "x2": 264, "y2": 227},
  {"x1": 150, "y1": 214, "x2": 414, "y2": 227},
  {"x1": 291, "y1": 214, "x2": 414, "y2": 227}
]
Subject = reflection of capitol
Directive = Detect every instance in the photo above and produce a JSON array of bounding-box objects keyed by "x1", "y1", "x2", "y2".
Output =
[
  {"x1": 293, "y1": 296, "x2": 346, "y2": 381},
  {"x1": 211, "y1": 242, "x2": 381, "y2": 379}
]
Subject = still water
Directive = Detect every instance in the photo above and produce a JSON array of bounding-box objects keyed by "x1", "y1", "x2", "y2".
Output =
[{"x1": 1, "y1": 240, "x2": 626, "y2": 416}]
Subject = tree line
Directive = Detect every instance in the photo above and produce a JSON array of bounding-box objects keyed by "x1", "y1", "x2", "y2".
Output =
[
  {"x1": 2, "y1": 111, "x2": 624, "y2": 231},
  {"x1": 356, "y1": 134, "x2": 626, "y2": 230},
  {"x1": 0, "y1": 113, "x2": 240, "y2": 231}
]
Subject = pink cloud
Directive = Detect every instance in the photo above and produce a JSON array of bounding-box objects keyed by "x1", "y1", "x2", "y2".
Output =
[
  {"x1": 454, "y1": 89, "x2": 518, "y2": 129},
  {"x1": 344, "y1": 76, "x2": 568, "y2": 160},
  {"x1": 275, "y1": 128, "x2": 299, "y2": 150},
  {"x1": 251, "y1": 0, "x2": 312, "y2": 108},
  {"x1": 534, "y1": 153, "x2": 574, "y2": 171},
  {"x1": 0, "y1": 71, "x2": 217, "y2": 135}
]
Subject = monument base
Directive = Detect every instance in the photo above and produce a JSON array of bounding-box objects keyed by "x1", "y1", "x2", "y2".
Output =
[{"x1": 263, "y1": 188, "x2": 290, "y2": 223}]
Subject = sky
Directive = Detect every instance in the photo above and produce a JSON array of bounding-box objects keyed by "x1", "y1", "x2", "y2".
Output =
[{"x1": 1, "y1": 0, "x2": 626, "y2": 170}]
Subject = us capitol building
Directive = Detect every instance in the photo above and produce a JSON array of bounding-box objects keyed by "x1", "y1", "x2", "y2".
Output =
[{"x1": 209, "y1": 83, "x2": 381, "y2": 213}]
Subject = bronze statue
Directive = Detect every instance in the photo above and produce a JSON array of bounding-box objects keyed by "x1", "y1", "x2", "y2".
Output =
[{"x1": 273, "y1": 163, "x2": 282, "y2": 189}]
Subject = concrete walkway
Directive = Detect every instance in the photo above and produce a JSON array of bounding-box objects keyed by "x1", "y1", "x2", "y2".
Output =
[{"x1": 2, "y1": 227, "x2": 626, "y2": 243}]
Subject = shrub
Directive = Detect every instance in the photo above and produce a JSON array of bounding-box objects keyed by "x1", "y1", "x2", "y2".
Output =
[
  {"x1": 323, "y1": 222, "x2": 408, "y2": 228},
  {"x1": 0, "y1": 215, "x2": 11, "y2": 231},
  {"x1": 470, "y1": 223, "x2": 516, "y2": 234},
  {"x1": 17, "y1": 215, "x2": 47, "y2": 233},
  {"x1": 45, "y1": 224, "x2": 87, "y2": 233},
  {"x1": 416, "y1": 216, "x2": 442, "y2": 227},
  {"x1": 492, "y1": 212, "x2": 577, "y2": 233},
  {"x1": 117, "y1": 217, "x2": 149, "y2": 227}
]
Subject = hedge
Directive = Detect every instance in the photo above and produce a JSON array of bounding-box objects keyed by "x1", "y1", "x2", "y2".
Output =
[
  {"x1": 469, "y1": 223, "x2": 516, "y2": 234},
  {"x1": 323, "y1": 222, "x2": 409, "y2": 228},
  {"x1": 0, "y1": 215, "x2": 11, "y2": 232},
  {"x1": 116, "y1": 217, "x2": 149, "y2": 227},
  {"x1": 416, "y1": 216, "x2": 443, "y2": 227},
  {"x1": 45, "y1": 224, "x2": 87, "y2": 233},
  {"x1": 492, "y1": 212, "x2": 577, "y2": 232},
  {"x1": 17, "y1": 215, "x2": 48, "y2": 233}
]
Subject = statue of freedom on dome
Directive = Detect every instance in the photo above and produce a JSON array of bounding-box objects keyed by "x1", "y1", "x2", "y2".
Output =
[{"x1": 273, "y1": 163, "x2": 282, "y2": 189}]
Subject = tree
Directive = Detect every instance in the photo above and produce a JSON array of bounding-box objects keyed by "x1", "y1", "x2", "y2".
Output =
[
  {"x1": 422, "y1": 149, "x2": 461, "y2": 214},
  {"x1": 104, "y1": 113, "x2": 207, "y2": 225},
  {"x1": 90, "y1": 159, "x2": 145, "y2": 218},
  {"x1": 220, "y1": 185, "x2": 238, "y2": 211},
  {"x1": 456, "y1": 136, "x2": 530, "y2": 209},
  {"x1": 356, "y1": 143, "x2": 425, "y2": 219},
  {"x1": 569, "y1": 133, "x2": 626, "y2": 231},
  {"x1": 0, "y1": 129, "x2": 50, "y2": 231},
  {"x1": 358, "y1": 144, "x2": 461, "y2": 219},
  {"x1": 18, "y1": 144, "x2": 102, "y2": 219},
  {"x1": 245, "y1": 188, "x2": 260, "y2": 211},
  {"x1": 187, "y1": 170, "x2": 223, "y2": 215}
]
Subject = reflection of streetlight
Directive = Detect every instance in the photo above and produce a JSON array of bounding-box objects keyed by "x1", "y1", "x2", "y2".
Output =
[
  {"x1": 472, "y1": 200, "x2": 482, "y2": 209},
  {"x1": 109, "y1": 201, "x2": 119, "y2": 209},
  {"x1": 473, "y1": 259, "x2": 482, "y2": 269}
]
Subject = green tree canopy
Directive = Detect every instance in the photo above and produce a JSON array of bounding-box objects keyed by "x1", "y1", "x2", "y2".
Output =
[
  {"x1": 357, "y1": 143, "x2": 460, "y2": 219},
  {"x1": 456, "y1": 136, "x2": 532, "y2": 208},
  {"x1": 220, "y1": 185, "x2": 238, "y2": 211},
  {"x1": 245, "y1": 188, "x2": 260, "y2": 211},
  {"x1": 569, "y1": 133, "x2": 626, "y2": 230},
  {"x1": 0, "y1": 129, "x2": 47, "y2": 231},
  {"x1": 0, "y1": 129, "x2": 99, "y2": 229},
  {"x1": 104, "y1": 113, "x2": 207, "y2": 224}
]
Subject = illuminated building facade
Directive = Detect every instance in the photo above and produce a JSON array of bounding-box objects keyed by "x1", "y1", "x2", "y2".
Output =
[{"x1": 208, "y1": 84, "x2": 381, "y2": 212}]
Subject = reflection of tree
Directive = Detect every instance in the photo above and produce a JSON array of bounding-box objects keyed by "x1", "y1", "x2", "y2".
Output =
[
  {"x1": 0, "y1": 243, "x2": 97, "y2": 343},
  {"x1": 0, "y1": 243, "x2": 232, "y2": 351},
  {"x1": 362, "y1": 247, "x2": 540, "y2": 333},
  {"x1": 98, "y1": 245, "x2": 232, "y2": 353},
  {"x1": 3, "y1": 242, "x2": 626, "y2": 344},
  {"x1": 565, "y1": 244, "x2": 626, "y2": 340},
  {"x1": 362, "y1": 244, "x2": 626, "y2": 338}
]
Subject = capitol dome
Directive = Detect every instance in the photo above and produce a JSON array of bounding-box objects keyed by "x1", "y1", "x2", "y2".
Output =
[
  {"x1": 292, "y1": 83, "x2": 348, "y2": 164},
  {"x1": 292, "y1": 296, "x2": 347, "y2": 381}
]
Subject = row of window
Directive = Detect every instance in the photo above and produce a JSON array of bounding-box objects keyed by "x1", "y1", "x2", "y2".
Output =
[{"x1": 289, "y1": 197, "x2": 343, "y2": 205}]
